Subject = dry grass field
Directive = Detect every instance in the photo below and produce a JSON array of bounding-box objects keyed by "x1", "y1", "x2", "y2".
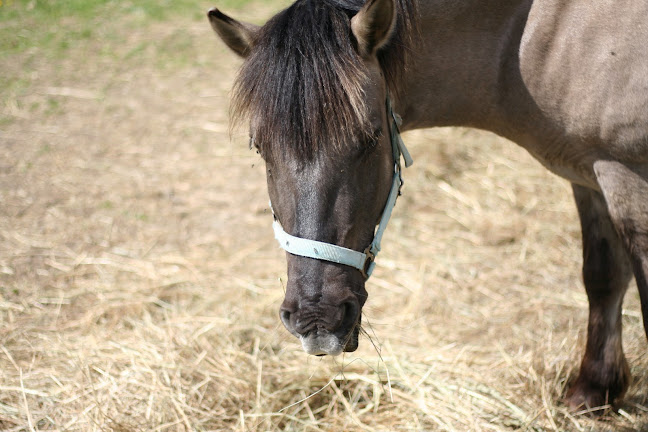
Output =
[{"x1": 1, "y1": 1, "x2": 647, "y2": 431}]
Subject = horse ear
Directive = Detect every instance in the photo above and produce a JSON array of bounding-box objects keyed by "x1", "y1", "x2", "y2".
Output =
[
  {"x1": 207, "y1": 8, "x2": 260, "y2": 58},
  {"x1": 351, "y1": 0, "x2": 396, "y2": 58}
]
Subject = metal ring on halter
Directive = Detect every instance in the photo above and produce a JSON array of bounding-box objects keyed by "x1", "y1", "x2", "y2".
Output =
[{"x1": 360, "y1": 247, "x2": 376, "y2": 279}]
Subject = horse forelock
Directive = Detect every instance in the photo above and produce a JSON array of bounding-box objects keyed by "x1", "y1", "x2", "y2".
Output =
[{"x1": 231, "y1": 0, "x2": 416, "y2": 161}]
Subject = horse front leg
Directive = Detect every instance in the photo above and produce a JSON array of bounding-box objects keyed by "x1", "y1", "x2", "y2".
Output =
[
  {"x1": 594, "y1": 158, "x2": 648, "y2": 340},
  {"x1": 567, "y1": 183, "x2": 633, "y2": 412}
]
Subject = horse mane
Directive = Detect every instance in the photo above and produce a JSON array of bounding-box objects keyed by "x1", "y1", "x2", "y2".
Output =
[{"x1": 231, "y1": 0, "x2": 417, "y2": 161}]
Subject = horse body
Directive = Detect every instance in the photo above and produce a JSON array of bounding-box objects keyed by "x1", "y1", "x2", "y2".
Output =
[
  {"x1": 401, "y1": 0, "x2": 648, "y2": 187},
  {"x1": 518, "y1": 0, "x2": 648, "y2": 181},
  {"x1": 521, "y1": 0, "x2": 648, "y2": 157},
  {"x1": 209, "y1": 0, "x2": 648, "y2": 411}
]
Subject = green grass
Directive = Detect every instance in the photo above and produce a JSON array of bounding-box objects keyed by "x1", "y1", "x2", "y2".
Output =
[
  {"x1": 1, "y1": 0, "x2": 200, "y2": 21},
  {"x1": 0, "y1": 0, "x2": 262, "y2": 58},
  {"x1": 0, "y1": 0, "x2": 263, "y2": 22},
  {"x1": 0, "y1": 0, "x2": 284, "y2": 127},
  {"x1": 0, "y1": 1, "x2": 189, "y2": 58}
]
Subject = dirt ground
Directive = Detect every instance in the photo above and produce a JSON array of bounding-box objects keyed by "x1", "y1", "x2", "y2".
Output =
[{"x1": 1, "y1": 2, "x2": 647, "y2": 431}]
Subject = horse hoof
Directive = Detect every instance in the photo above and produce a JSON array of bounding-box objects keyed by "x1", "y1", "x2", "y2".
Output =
[
  {"x1": 566, "y1": 376, "x2": 628, "y2": 416},
  {"x1": 566, "y1": 386, "x2": 611, "y2": 415}
]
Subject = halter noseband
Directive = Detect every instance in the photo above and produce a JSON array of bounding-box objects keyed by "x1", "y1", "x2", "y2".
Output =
[{"x1": 270, "y1": 96, "x2": 413, "y2": 279}]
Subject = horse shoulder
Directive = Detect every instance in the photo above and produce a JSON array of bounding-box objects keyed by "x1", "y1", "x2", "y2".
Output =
[{"x1": 518, "y1": 0, "x2": 648, "y2": 162}]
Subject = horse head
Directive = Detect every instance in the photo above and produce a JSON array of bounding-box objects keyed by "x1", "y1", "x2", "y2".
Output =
[{"x1": 209, "y1": 0, "x2": 412, "y2": 355}]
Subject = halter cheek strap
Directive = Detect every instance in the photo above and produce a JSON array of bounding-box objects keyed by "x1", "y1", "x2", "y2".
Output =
[{"x1": 270, "y1": 97, "x2": 413, "y2": 279}]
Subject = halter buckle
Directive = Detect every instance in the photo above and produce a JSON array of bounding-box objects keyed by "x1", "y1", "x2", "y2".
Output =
[{"x1": 361, "y1": 247, "x2": 376, "y2": 279}]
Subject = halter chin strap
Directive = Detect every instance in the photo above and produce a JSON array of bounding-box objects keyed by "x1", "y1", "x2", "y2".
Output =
[{"x1": 271, "y1": 96, "x2": 413, "y2": 279}]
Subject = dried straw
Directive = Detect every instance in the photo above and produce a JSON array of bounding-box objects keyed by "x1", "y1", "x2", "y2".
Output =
[{"x1": 1, "y1": 7, "x2": 647, "y2": 432}]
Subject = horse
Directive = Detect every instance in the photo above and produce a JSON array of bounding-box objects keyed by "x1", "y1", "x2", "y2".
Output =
[{"x1": 208, "y1": 0, "x2": 648, "y2": 411}]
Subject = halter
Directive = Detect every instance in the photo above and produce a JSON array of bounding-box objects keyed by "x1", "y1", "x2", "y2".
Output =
[{"x1": 270, "y1": 96, "x2": 413, "y2": 279}]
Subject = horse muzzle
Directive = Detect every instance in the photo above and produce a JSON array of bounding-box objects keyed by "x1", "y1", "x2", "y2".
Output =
[
  {"x1": 280, "y1": 297, "x2": 361, "y2": 356},
  {"x1": 300, "y1": 327, "x2": 359, "y2": 356}
]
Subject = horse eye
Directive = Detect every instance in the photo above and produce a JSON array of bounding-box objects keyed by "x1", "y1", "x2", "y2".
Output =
[
  {"x1": 358, "y1": 136, "x2": 379, "y2": 158},
  {"x1": 367, "y1": 128, "x2": 383, "y2": 149},
  {"x1": 370, "y1": 128, "x2": 383, "y2": 144}
]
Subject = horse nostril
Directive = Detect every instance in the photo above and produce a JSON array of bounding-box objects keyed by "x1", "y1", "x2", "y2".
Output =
[
  {"x1": 339, "y1": 300, "x2": 359, "y2": 331},
  {"x1": 280, "y1": 309, "x2": 291, "y2": 327},
  {"x1": 280, "y1": 308, "x2": 300, "y2": 337}
]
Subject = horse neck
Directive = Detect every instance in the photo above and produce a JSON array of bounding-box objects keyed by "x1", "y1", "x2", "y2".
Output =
[{"x1": 398, "y1": 0, "x2": 533, "y2": 135}]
